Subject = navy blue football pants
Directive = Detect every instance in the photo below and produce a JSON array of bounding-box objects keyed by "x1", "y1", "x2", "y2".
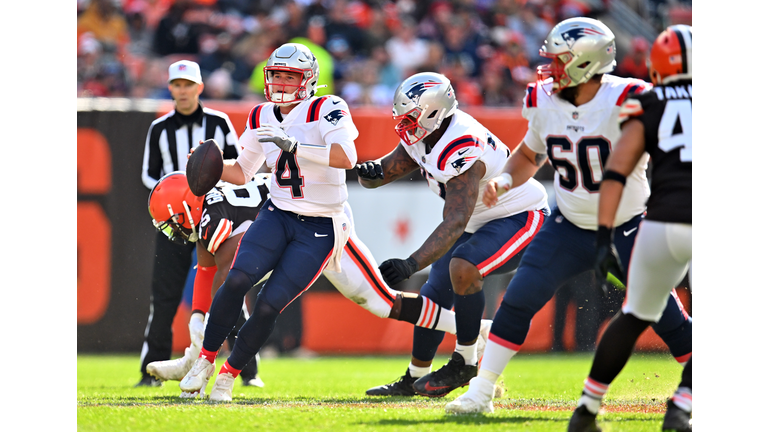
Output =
[
  {"x1": 412, "y1": 209, "x2": 548, "y2": 362},
  {"x1": 202, "y1": 200, "x2": 335, "y2": 370},
  {"x1": 491, "y1": 207, "x2": 692, "y2": 360}
]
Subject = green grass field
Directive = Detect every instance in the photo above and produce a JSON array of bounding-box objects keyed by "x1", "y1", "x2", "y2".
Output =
[{"x1": 77, "y1": 352, "x2": 683, "y2": 431}]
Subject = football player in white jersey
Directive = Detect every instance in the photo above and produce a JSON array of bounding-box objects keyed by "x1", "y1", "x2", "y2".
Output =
[
  {"x1": 144, "y1": 172, "x2": 487, "y2": 398},
  {"x1": 357, "y1": 72, "x2": 549, "y2": 397},
  {"x1": 178, "y1": 42, "x2": 362, "y2": 400},
  {"x1": 569, "y1": 25, "x2": 693, "y2": 432},
  {"x1": 445, "y1": 17, "x2": 692, "y2": 415}
]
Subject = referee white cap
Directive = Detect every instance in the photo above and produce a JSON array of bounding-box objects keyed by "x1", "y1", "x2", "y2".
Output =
[{"x1": 168, "y1": 60, "x2": 202, "y2": 84}]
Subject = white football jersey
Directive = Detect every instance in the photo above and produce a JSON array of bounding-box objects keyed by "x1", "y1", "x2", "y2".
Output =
[
  {"x1": 522, "y1": 75, "x2": 652, "y2": 230},
  {"x1": 237, "y1": 95, "x2": 359, "y2": 217},
  {"x1": 401, "y1": 109, "x2": 548, "y2": 233}
]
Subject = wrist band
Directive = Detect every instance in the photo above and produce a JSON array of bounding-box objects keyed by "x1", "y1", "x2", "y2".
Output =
[
  {"x1": 602, "y1": 170, "x2": 626, "y2": 185},
  {"x1": 296, "y1": 142, "x2": 330, "y2": 166}
]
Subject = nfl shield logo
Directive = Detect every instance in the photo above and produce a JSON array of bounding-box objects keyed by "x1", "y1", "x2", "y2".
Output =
[
  {"x1": 572, "y1": 111, "x2": 579, "y2": 120},
  {"x1": 179, "y1": 65, "x2": 187, "y2": 71},
  {"x1": 342, "y1": 223, "x2": 347, "y2": 232}
]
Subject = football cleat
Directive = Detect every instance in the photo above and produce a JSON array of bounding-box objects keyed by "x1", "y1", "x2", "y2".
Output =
[
  {"x1": 445, "y1": 376, "x2": 495, "y2": 414},
  {"x1": 662, "y1": 399, "x2": 692, "y2": 432},
  {"x1": 365, "y1": 369, "x2": 417, "y2": 396},
  {"x1": 179, "y1": 357, "x2": 215, "y2": 397},
  {"x1": 134, "y1": 375, "x2": 162, "y2": 387},
  {"x1": 413, "y1": 352, "x2": 477, "y2": 398},
  {"x1": 146, "y1": 346, "x2": 198, "y2": 382},
  {"x1": 568, "y1": 405, "x2": 602, "y2": 432},
  {"x1": 242, "y1": 375, "x2": 265, "y2": 388},
  {"x1": 477, "y1": 319, "x2": 492, "y2": 363},
  {"x1": 209, "y1": 372, "x2": 236, "y2": 402}
]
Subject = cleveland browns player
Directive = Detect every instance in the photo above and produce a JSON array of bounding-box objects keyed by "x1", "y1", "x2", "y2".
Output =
[{"x1": 568, "y1": 24, "x2": 693, "y2": 432}]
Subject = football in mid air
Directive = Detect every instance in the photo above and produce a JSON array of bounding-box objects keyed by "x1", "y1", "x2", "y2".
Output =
[{"x1": 186, "y1": 139, "x2": 223, "y2": 196}]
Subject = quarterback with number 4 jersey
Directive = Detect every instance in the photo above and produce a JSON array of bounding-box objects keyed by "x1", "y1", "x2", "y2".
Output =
[
  {"x1": 358, "y1": 72, "x2": 549, "y2": 398},
  {"x1": 571, "y1": 24, "x2": 693, "y2": 432},
  {"x1": 446, "y1": 17, "x2": 692, "y2": 416},
  {"x1": 180, "y1": 42, "x2": 360, "y2": 401}
]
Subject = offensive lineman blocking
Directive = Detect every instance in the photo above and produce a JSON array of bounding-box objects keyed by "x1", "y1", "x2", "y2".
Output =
[
  {"x1": 358, "y1": 72, "x2": 549, "y2": 397},
  {"x1": 445, "y1": 17, "x2": 692, "y2": 414}
]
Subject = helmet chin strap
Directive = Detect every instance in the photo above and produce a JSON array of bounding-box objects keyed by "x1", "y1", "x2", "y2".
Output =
[{"x1": 183, "y1": 201, "x2": 199, "y2": 242}]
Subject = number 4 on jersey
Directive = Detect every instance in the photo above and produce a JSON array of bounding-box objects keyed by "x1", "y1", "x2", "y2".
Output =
[
  {"x1": 275, "y1": 151, "x2": 305, "y2": 198},
  {"x1": 658, "y1": 99, "x2": 692, "y2": 162}
]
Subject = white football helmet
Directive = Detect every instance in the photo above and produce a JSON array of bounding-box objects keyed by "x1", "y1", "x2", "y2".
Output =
[
  {"x1": 537, "y1": 17, "x2": 617, "y2": 94},
  {"x1": 392, "y1": 72, "x2": 458, "y2": 145},
  {"x1": 263, "y1": 43, "x2": 320, "y2": 106}
]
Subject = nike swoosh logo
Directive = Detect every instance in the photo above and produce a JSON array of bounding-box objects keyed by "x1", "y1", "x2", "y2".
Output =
[
  {"x1": 458, "y1": 148, "x2": 470, "y2": 156},
  {"x1": 623, "y1": 227, "x2": 638, "y2": 236},
  {"x1": 332, "y1": 100, "x2": 340, "y2": 105},
  {"x1": 423, "y1": 382, "x2": 451, "y2": 391},
  {"x1": 315, "y1": 233, "x2": 328, "y2": 237}
]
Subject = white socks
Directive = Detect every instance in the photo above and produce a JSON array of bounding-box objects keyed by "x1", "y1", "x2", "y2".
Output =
[
  {"x1": 408, "y1": 363, "x2": 431, "y2": 379},
  {"x1": 455, "y1": 342, "x2": 478, "y2": 366}
]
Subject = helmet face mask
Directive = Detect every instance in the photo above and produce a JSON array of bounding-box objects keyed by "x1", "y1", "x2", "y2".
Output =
[
  {"x1": 392, "y1": 72, "x2": 458, "y2": 145},
  {"x1": 536, "y1": 17, "x2": 617, "y2": 95},
  {"x1": 263, "y1": 43, "x2": 320, "y2": 106},
  {"x1": 148, "y1": 172, "x2": 204, "y2": 244}
]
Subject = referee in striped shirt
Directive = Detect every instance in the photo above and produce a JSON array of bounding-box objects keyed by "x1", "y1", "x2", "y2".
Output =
[{"x1": 137, "y1": 60, "x2": 240, "y2": 386}]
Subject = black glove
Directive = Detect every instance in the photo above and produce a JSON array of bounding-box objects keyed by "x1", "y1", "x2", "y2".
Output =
[
  {"x1": 379, "y1": 257, "x2": 418, "y2": 287},
  {"x1": 356, "y1": 161, "x2": 384, "y2": 180},
  {"x1": 595, "y1": 225, "x2": 626, "y2": 295}
]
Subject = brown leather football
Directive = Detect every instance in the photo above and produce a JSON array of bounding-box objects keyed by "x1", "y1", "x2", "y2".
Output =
[{"x1": 186, "y1": 139, "x2": 223, "y2": 196}]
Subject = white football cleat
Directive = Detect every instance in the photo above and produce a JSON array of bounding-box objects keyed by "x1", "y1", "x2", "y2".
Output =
[
  {"x1": 477, "y1": 319, "x2": 492, "y2": 362},
  {"x1": 243, "y1": 375, "x2": 265, "y2": 388},
  {"x1": 209, "y1": 372, "x2": 236, "y2": 402},
  {"x1": 179, "y1": 357, "x2": 214, "y2": 397},
  {"x1": 445, "y1": 376, "x2": 495, "y2": 414},
  {"x1": 147, "y1": 346, "x2": 198, "y2": 382}
]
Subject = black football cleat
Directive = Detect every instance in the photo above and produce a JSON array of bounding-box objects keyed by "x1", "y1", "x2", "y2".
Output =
[
  {"x1": 365, "y1": 369, "x2": 417, "y2": 396},
  {"x1": 662, "y1": 399, "x2": 692, "y2": 432},
  {"x1": 412, "y1": 352, "x2": 477, "y2": 398},
  {"x1": 135, "y1": 374, "x2": 162, "y2": 388},
  {"x1": 568, "y1": 405, "x2": 601, "y2": 432}
]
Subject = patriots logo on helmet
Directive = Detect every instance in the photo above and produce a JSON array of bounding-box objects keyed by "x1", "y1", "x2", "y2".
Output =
[
  {"x1": 561, "y1": 27, "x2": 605, "y2": 48},
  {"x1": 324, "y1": 109, "x2": 348, "y2": 126},
  {"x1": 405, "y1": 81, "x2": 440, "y2": 104}
]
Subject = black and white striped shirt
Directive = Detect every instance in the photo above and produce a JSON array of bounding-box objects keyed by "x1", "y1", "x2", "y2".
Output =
[{"x1": 141, "y1": 103, "x2": 240, "y2": 189}]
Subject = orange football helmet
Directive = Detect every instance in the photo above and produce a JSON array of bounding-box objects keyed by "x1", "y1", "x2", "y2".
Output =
[
  {"x1": 649, "y1": 25, "x2": 692, "y2": 85},
  {"x1": 148, "y1": 172, "x2": 204, "y2": 244}
]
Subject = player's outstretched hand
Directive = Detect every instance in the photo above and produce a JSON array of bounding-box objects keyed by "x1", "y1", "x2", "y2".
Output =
[
  {"x1": 356, "y1": 161, "x2": 384, "y2": 180},
  {"x1": 594, "y1": 226, "x2": 626, "y2": 294},
  {"x1": 482, "y1": 173, "x2": 512, "y2": 208},
  {"x1": 379, "y1": 257, "x2": 418, "y2": 287},
  {"x1": 257, "y1": 124, "x2": 298, "y2": 153}
]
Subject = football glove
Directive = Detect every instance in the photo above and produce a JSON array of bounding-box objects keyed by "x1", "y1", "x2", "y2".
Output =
[
  {"x1": 356, "y1": 161, "x2": 384, "y2": 180},
  {"x1": 379, "y1": 257, "x2": 418, "y2": 287},
  {"x1": 256, "y1": 124, "x2": 298, "y2": 153},
  {"x1": 595, "y1": 225, "x2": 626, "y2": 294}
]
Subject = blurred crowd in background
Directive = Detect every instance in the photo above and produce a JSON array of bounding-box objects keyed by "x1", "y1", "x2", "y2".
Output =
[{"x1": 77, "y1": 0, "x2": 692, "y2": 107}]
